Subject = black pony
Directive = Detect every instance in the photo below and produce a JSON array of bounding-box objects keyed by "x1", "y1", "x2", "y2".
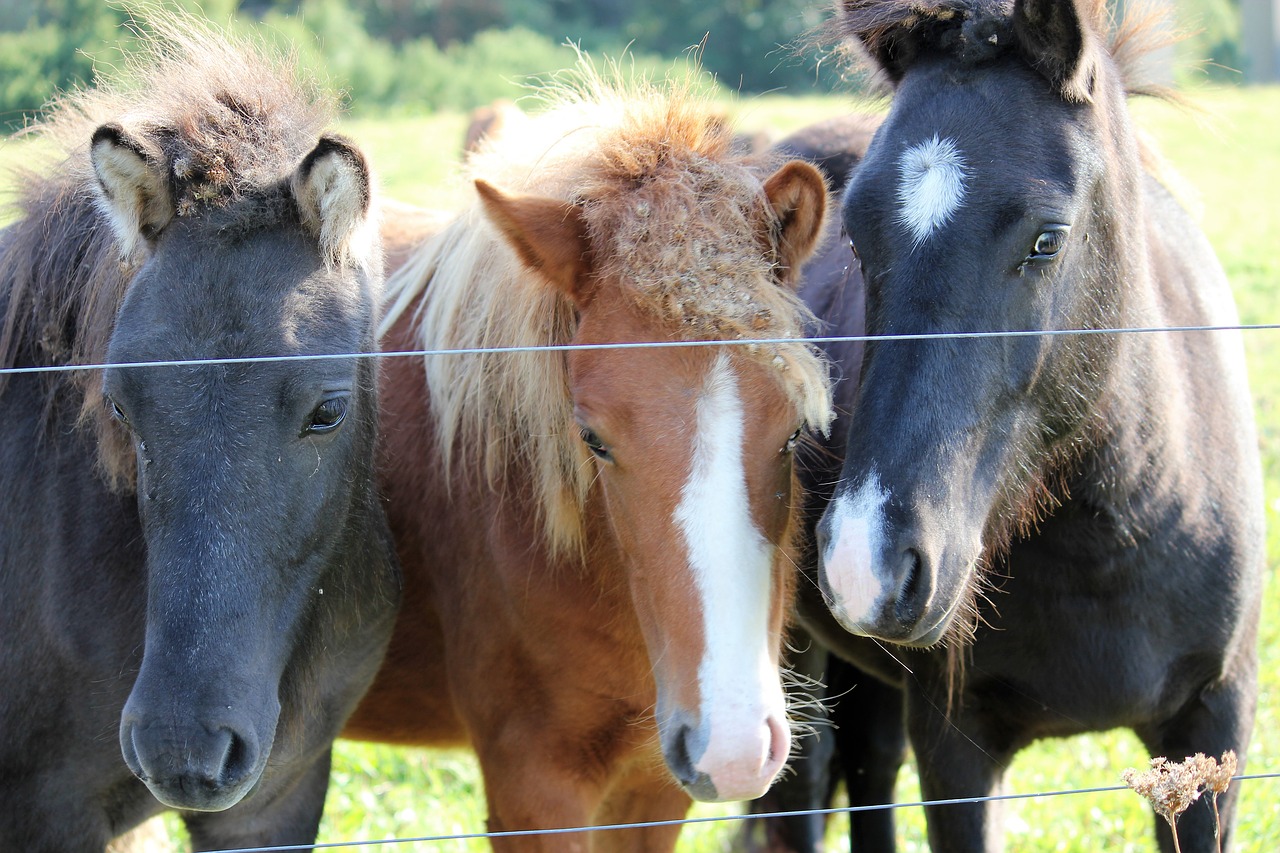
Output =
[
  {"x1": 785, "y1": 1, "x2": 1265, "y2": 851},
  {"x1": 0, "y1": 15, "x2": 399, "y2": 850}
]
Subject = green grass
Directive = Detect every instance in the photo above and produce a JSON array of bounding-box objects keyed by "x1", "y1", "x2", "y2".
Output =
[
  {"x1": 343, "y1": 113, "x2": 475, "y2": 212},
  {"x1": 9, "y1": 86, "x2": 1280, "y2": 852}
]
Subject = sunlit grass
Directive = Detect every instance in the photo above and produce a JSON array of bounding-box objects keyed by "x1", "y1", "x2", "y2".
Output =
[{"x1": 342, "y1": 113, "x2": 473, "y2": 213}]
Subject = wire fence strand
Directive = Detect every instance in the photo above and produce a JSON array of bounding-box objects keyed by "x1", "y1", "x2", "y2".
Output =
[
  {"x1": 3, "y1": 321, "x2": 1279, "y2": 378},
  {"x1": 196, "y1": 772, "x2": 1280, "y2": 853}
]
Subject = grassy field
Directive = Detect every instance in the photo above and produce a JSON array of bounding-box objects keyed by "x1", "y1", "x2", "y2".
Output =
[{"x1": 4, "y1": 84, "x2": 1278, "y2": 852}]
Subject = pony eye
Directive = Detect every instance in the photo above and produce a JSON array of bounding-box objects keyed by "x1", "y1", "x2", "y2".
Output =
[
  {"x1": 304, "y1": 396, "x2": 348, "y2": 436},
  {"x1": 107, "y1": 397, "x2": 129, "y2": 426},
  {"x1": 782, "y1": 426, "x2": 803, "y2": 455},
  {"x1": 579, "y1": 427, "x2": 611, "y2": 461},
  {"x1": 1029, "y1": 224, "x2": 1070, "y2": 261}
]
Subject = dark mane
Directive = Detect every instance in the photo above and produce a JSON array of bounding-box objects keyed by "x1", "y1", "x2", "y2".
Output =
[
  {"x1": 835, "y1": 0, "x2": 1009, "y2": 70},
  {"x1": 832, "y1": 0, "x2": 1179, "y2": 97},
  {"x1": 0, "y1": 13, "x2": 336, "y2": 459}
]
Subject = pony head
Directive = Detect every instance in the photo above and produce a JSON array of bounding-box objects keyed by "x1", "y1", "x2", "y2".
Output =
[
  {"x1": 392, "y1": 68, "x2": 832, "y2": 801},
  {"x1": 819, "y1": 0, "x2": 1170, "y2": 649},
  {"x1": 2, "y1": 13, "x2": 396, "y2": 812}
]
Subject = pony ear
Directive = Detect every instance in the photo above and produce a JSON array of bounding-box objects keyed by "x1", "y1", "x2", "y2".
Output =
[
  {"x1": 291, "y1": 134, "x2": 376, "y2": 268},
  {"x1": 835, "y1": 1, "x2": 927, "y2": 87},
  {"x1": 1011, "y1": 0, "x2": 1099, "y2": 102},
  {"x1": 90, "y1": 123, "x2": 175, "y2": 260},
  {"x1": 763, "y1": 160, "x2": 828, "y2": 288},
  {"x1": 474, "y1": 179, "x2": 591, "y2": 301}
]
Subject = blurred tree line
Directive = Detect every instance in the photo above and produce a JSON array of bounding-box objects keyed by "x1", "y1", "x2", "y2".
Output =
[
  {"x1": 0, "y1": 0, "x2": 1247, "y2": 132},
  {"x1": 0, "y1": 0, "x2": 842, "y2": 130}
]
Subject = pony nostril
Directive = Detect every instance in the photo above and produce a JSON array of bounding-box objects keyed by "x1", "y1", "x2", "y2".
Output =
[
  {"x1": 216, "y1": 726, "x2": 259, "y2": 788},
  {"x1": 667, "y1": 723, "x2": 697, "y2": 785},
  {"x1": 894, "y1": 547, "x2": 927, "y2": 624},
  {"x1": 663, "y1": 722, "x2": 720, "y2": 801},
  {"x1": 122, "y1": 721, "x2": 147, "y2": 781},
  {"x1": 764, "y1": 714, "x2": 790, "y2": 775},
  {"x1": 182, "y1": 727, "x2": 240, "y2": 789}
]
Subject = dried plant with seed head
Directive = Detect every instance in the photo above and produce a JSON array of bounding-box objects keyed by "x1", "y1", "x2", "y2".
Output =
[
  {"x1": 1122, "y1": 755, "x2": 1202, "y2": 851},
  {"x1": 1207, "y1": 750, "x2": 1237, "y2": 796},
  {"x1": 1203, "y1": 750, "x2": 1238, "y2": 846},
  {"x1": 1123, "y1": 750, "x2": 1237, "y2": 853}
]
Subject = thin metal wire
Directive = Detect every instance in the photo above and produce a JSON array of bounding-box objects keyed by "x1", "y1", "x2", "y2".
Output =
[
  {"x1": 3, "y1": 322, "x2": 1279, "y2": 378},
  {"x1": 198, "y1": 772, "x2": 1280, "y2": 853}
]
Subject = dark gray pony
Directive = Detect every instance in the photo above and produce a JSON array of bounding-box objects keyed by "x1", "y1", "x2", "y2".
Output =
[
  {"x1": 774, "y1": 1, "x2": 1264, "y2": 852},
  {"x1": 0, "y1": 15, "x2": 399, "y2": 851}
]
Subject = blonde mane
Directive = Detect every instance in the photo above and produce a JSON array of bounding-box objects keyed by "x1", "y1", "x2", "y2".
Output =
[{"x1": 381, "y1": 69, "x2": 832, "y2": 555}]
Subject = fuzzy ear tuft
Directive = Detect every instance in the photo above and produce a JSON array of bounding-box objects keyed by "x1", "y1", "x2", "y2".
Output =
[
  {"x1": 836, "y1": 0, "x2": 936, "y2": 87},
  {"x1": 1012, "y1": 0, "x2": 1099, "y2": 102},
  {"x1": 475, "y1": 179, "x2": 592, "y2": 303},
  {"x1": 90, "y1": 123, "x2": 174, "y2": 260},
  {"x1": 763, "y1": 160, "x2": 828, "y2": 288},
  {"x1": 291, "y1": 134, "x2": 376, "y2": 268}
]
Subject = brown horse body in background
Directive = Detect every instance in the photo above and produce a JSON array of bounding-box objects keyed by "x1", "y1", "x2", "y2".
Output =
[{"x1": 345, "y1": 72, "x2": 835, "y2": 850}]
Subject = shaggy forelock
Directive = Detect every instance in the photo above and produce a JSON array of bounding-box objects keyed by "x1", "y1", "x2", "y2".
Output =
[
  {"x1": 0, "y1": 9, "x2": 341, "y2": 490},
  {"x1": 577, "y1": 95, "x2": 831, "y2": 431},
  {"x1": 833, "y1": 0, "x2": 1176, "y2": 95},
  {"x1": 47, "y1": 13, "x2": 335, "y2": 216},
  {"x1": 391, "y1": 68, "x2": 832, "y2": 554}
]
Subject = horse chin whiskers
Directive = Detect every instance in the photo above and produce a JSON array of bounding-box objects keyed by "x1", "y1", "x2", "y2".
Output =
[
  {"x1": 939, "y1": 563, "x2": 988, "y2": 712},
  {"x1": 780, "y1": 665, "x2": 831, "y2": 747},
  {"x1": 781, "y1": 629, "x2": 820, "y2": 659},
  {"x1": 778, "y1": 660, "x2": 829, "y2": 696}
]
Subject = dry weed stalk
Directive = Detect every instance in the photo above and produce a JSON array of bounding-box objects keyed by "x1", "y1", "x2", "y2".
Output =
[{"x1": 1122, "y1": 750, "x2": 1237, "y2": 853}]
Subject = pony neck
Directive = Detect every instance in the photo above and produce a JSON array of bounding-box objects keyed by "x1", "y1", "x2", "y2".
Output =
[{"x1": 1073, "y1": 175, "x2": 1223, "y2": 534}]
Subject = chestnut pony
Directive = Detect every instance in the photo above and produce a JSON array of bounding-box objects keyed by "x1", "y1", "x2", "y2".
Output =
[{"x1": 345, "y1": 73, "x2": 834, "y2": 849}]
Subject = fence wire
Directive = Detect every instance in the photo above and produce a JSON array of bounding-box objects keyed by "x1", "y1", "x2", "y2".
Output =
[
  {"x1": 3, "y1": 322, "x2": 1279, "y2": 379},
  {"x1": 193, "y1": 772, "x2": 1280, "y2": 853}
]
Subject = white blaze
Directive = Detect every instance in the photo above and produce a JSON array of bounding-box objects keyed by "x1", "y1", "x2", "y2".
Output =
[
  {"x1": 821, "y1": 472, "x2": 890, "y2": 626},
  {"x1": 673, "y1": 352, "x2": 785, "y2": 800},
  {"x1": 897, "y1": 135, "x2": 968, "y2": 247}
]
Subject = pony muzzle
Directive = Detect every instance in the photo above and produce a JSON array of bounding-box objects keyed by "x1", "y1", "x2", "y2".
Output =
[
  {"x1": 818, "y1": 490, "x2": 953, "y2": 646},
  {"x1": 120, "y1": 692, "x2": 276, "y2": 812},
  {"x1": 661, "y1": 708, "x2": 790, "y2": 803}
]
